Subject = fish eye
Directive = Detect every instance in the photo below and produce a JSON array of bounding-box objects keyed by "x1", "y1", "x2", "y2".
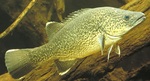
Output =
[{"x1": 124, "y1": 15, "x2": 130, "y2": 21}]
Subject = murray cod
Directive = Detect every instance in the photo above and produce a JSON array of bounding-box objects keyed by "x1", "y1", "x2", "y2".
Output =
[{"x1": 5, "y1": 7, "x2": 146, "y2": 79}]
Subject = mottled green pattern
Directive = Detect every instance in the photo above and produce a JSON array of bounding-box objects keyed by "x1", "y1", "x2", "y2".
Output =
[
  {"x1": 4, "y1": 7, "x2": 146, "y2": 79},
  {"x1": 28, "y1": 7, "x2": 145, "y2": 64}
]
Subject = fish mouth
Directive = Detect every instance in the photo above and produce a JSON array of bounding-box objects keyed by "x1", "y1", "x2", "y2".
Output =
[{"x1": 132, "y1": 15, "x2": 146, "y2": 27}]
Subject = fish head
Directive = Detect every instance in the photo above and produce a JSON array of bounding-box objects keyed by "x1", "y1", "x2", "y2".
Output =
[{"x1": 99, "y1": 7, "x2": 146, "y2": 37}]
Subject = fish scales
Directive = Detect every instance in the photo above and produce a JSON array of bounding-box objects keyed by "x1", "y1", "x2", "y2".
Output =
[
  {"x1": 29, "y1": 10, "x2": 100, "y2": 62},
  {"x1": 4, "y1": 7, "x2": 146, "y2": 78},
  {"x1": 30, "y1": 9, "x2": 103, "y2": 62}
]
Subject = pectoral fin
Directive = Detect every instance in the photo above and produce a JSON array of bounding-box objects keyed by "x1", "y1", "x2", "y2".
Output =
[
  {"x1": 98, "y1": 34, "x2": 105, "y2": 55},
  {"x1": 54, "y1": 59, "x2": 78, "y2": 75}
]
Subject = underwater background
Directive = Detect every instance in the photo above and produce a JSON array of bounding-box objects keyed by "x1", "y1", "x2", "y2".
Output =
[{"x1": 0, "y1": 0, "x2": 150, "y2": 81}]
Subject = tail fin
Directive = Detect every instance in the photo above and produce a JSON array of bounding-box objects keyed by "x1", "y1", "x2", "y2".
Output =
[{"x1": 5, "y1": 49, "x2": 34, "y2": 79}]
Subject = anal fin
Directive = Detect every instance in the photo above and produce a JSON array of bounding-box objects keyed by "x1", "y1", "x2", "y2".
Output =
[{"x1": 54, "y1": 59, "x2": 78, "y2": 75}]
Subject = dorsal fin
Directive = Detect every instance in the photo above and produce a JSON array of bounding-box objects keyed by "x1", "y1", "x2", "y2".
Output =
[
  {"x1": 46, "y1": 22, "x2": 64, "y2": 41},
  {"x1": 62, "y1": 8, "x2": 91, "y2": 23},
  {"x1": 46, "y1": 9, "x2": 91, "y2": 41}
]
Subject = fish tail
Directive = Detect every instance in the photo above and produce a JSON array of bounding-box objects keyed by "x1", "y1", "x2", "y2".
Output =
[{"x1": 5, "y1": 49, "x2": 34, "y2": 79}]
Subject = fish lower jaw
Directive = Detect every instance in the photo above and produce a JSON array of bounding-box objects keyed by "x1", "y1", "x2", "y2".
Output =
[{"x1": 132, "y1": 15, "x2": 146, "y2": 27}]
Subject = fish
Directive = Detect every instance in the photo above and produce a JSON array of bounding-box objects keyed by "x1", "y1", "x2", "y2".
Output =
[{"x1": 5, "y1": 7, "x2": 146, "y2": 79}]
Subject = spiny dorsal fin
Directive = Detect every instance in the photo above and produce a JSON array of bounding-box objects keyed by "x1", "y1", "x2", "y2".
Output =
[
  {"x1": 62, "y1": 8, "x2": 91, "y2": 23},
  {"x1": 46, "y1": 9, "x2": 91, "y2": 41},
  {"x1": 46, "y1": 22, "x2": 64, "y2": 41}
]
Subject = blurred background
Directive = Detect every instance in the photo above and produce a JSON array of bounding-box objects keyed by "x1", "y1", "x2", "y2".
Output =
[{"x1": 0, "y1": 0, "x2": 125, "y2": 75}]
